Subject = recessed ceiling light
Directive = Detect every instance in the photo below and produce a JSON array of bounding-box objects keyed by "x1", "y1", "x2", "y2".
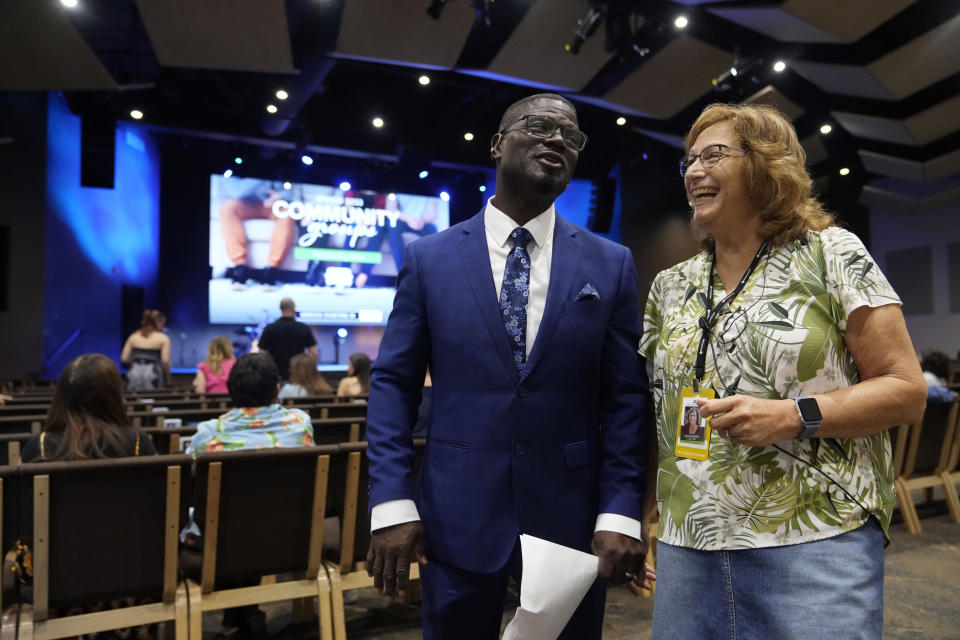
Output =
[
  {"x1": 839, "y1": 167, "x2": 850, "y2": 176},
  {"x1": 616, "y1": 117, "x2": 626, "y2": 126},
  {"x1": 60, "y1": 0, "x2": 78, "y2": 8},
  {"x1": 418, "y1": 75, "x2": 431, "y2": 86},
  {"x1": 372, "y1": 117, "x2": 384, "y2": 128},
  {"x1": 275, "y1": 89, "x2": 288, "y2": 101},
  {"x1": 266, "y1": 104, "x2": 278, "y2": 114},
  {"x1": 339, "y1": 182, "x2": 351, "y2": 191},
  {"x1": 301, "y1": 155, "x2": 314, "y2": 166},
  {"x1": 419, "y1": 170, "x2": 429, "y2": 179},
  {"x1": 464, "y1": 132, "x2": 475, "y2": 141},
  {"x1": 223, "y1": 169, "x2": 233, "y2": 178},
  {"x1": 479, "y1": 185, "x2": 487, "y2": 192},
  {"x1": 283, "y1": 182, "x2": 292, "y2": 190},
  {"x1": 773, "y1": 60, "x2": 787, "y2": 73},
  {"x1": 820, "y1": 124, "x2": 833, "y2": 135},
  {"x1": 129, "y1": 109, "x2": 143, "y2": 120},
  {"x1": 387, "y1": 193, "x2": 397, "y2": 200},
  {"x1": 439, "y1": 191, "x2": 450, "y2": 201},
  {"x1": 674, "y1": 16, "x2": 688, "y2": 29}
]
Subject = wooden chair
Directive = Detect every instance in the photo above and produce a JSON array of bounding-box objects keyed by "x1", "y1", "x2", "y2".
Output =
[
  {"x1": 894, "y1": 400, "x2": 959, "y2": 533},
  {"x1": 938, "y1": 404, "x2": 960, "y2": 525},
  {"x1": 4, "y1": 455, "x2": 193, "y2": 639},
  {"x1": 323, "y1": 440, "x2": 425, "y2": 640},
  {"x1": 188, "y1": 445, "x2": 339, "y2": 638}
]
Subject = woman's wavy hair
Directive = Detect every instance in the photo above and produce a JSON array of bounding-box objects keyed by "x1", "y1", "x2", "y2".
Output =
[
  {"x1": 348, "y1": 352, "x2": 372, "y2": 394},
  {"x1": 205, "y1": 336, "x2": 234, "y2": 376},
  {"x1": 139, "y1": 309, "x2": 166, "y2": 337},
  {"x1": 44, "y1": 354, "x2": 133, "y2": 460},
  {"x1": 685, "y1": 103, "x2": 834, "y2": 251},
  {"x1": 288, "y1": 353, "x2": 332, "y2": 395}
]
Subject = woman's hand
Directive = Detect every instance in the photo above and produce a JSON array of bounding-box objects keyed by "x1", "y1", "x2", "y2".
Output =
[{"x1": 698, "y1": 396, "x2": 801, "y2": 447}]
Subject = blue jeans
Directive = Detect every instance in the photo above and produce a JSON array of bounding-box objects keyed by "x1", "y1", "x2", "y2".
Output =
[{"x1": 652, "y1": 519, "x2": 884, "y2": 640}]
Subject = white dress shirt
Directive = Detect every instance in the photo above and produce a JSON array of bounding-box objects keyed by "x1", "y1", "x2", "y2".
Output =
[{"x1": 371, "y1": 198, "x2": 642, "y2": 542}]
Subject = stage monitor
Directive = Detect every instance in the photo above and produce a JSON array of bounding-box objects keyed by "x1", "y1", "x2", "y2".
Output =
[{"x1": 209, "y1": 175, "x2": 449, "y2": 325}]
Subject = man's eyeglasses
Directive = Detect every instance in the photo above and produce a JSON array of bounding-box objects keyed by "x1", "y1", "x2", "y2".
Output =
[
  {"x1": 679, "y1": 143, "x2": 747, "y2": 177},
  {"x1": 501, "y1": 115, "x2": 588, "y2": 152}
]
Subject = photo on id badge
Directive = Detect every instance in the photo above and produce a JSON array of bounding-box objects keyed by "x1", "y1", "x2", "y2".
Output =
[{"x1": 680, "y1": 403, "x2": 706, "y2": 443}]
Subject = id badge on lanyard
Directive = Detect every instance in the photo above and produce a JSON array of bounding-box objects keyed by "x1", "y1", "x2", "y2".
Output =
[{"x1": 675, "y1": 386, "x2": 714, "y2": 460}]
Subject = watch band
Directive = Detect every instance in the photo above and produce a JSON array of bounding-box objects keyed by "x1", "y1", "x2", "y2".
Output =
[{"x1": 793, "y1": 397, "x2": 822, "y2": 439}]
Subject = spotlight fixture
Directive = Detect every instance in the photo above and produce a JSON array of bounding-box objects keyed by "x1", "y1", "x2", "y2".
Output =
[
  {"x1": 820, "y1": 124, "x2": 833, "y2": 135},
  {"x1": 616, "y1": 116, "x2": 626, "y2": 126},
  {"x1": 439, "y1": 191, "x2": 450, "y2": 202},
  {"x1": 60, "y1": 0, "x2": 78, "y2": 7},
  {"x1": 372, "y1": 117, "x2": 384, "y2": 128},
  {"x1": 419, "y1": 75, "x2": 431, "y2": 86},
  {"x1": 387, "y1": 193, "x2": 397, "y2": 200},
  {"x1": 266, "y1": 104, "x2": 278, "y2": 114},
  {"x1": 773, "y1": 60, "x2": 786, "y2": 73},
  {"x1": 674, "y1": 16, "x2": 688, "y2": 29},
  {"x1": 839, "y1": 167, "x2": 850, "y2": 176},
  {"x1": 234, "y1": 156, "x2": 243, "y2": 165},
  {"x1": 339, "y1": 181, "x2": 351, "y2": 191},
  {"x1": 283, "y1": 182, "x2": 292, "y2": 190},
  {"x1": 566, "y1": 7, "x2": 604, "y2": 55},
  {"x1": 464, "y1": 132, "x2": 475, "y2": 141},
  {"x1": 479, "y1": 185, "x2": 487, "y2": 192},
  {"x1": 729, "y1": 67, "x2": 738, "y2": 77},
  {"x1": 337, "y1": 327, "x2": 349, "y2": 339},
  {"x1": 275, "y1": 89, "x2": 288, "y2": 100},
  {"x1": 129, "y1": 109, "x2": 144, "y2": 120},
  {"x1": 301, "y1": 154, "x2": 314, "y2": 166},
  {"x1": 223, "y1": 169, "x2": 233, "y2": 178},
  {"x1": 419, "y1": 170, "x2": 429, "y2": 179}
]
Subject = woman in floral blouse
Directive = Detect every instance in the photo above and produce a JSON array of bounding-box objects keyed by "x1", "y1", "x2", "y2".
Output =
[{"x1": 641, "y1": 104, "x2": 926, "y2": 639}]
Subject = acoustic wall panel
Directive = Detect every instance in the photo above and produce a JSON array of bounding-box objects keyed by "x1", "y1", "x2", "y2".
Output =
[{"x1": 886, "y1": 246, "x2": 933, "y2": 315}]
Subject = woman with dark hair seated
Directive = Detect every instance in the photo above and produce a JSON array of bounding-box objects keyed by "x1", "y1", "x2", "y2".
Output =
[
  {"x1": 22, "y1": 353, "x2": 157, "y2": 462},
  {"x1": 337, "y1": 351, "x2": 371, "y2": 397}
]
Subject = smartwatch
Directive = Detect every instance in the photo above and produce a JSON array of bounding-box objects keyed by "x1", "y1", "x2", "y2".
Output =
[{"x1": 793, "y1": 397, "x2": 822, "y2": 439}]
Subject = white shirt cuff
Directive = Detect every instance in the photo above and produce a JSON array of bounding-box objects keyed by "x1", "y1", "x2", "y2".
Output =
[
  {"x1": 371, "y1": 499, "x2": 421, "y2": 532},
  {"x1": 595, "y1": 513, "x2": 643, "y2": 540}
]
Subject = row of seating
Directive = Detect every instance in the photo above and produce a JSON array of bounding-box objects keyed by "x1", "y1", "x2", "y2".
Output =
[
  {"x1": 0, "y1": 394, "x2": 369, "y2": 413},
  {"x1": 0, "y1": 401, "x2": 368, "y2": 436},
  {"x1": 891, "y1": 399, "x2": 960, "y2": 532},
  {"x1": 0, "y1": 439, "x2": 409, "y2": 639}
]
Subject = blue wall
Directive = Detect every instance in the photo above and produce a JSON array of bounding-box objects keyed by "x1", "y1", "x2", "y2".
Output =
[{"x1": 43, "y1": 93, "x2": 160, "y2": 377}]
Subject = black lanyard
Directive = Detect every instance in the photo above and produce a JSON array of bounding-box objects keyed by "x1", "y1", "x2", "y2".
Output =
[{"x1": 693, "y1": 241, "x2": 769, "y2": 390}]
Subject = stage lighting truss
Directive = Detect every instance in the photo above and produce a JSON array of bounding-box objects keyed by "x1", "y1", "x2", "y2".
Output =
[
  {"x1": 567, "y1": 1, "x2": 648, "y2": 56},
  {"x1": 426, "y1": 0, "x2": 495, "y2": 26}
]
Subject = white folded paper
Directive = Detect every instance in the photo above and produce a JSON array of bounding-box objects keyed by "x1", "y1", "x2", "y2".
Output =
[{"x1": 501, "y1": 534, "x2": 599, "y2": 640}]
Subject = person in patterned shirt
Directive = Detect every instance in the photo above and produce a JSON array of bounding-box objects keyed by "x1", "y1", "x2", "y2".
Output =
[
  {"x1": 188, "y1": 352, "x2": 314, "y2": 456},
  {"x1": 642, "y1": 103, "x2": 926, "y2": 639}
]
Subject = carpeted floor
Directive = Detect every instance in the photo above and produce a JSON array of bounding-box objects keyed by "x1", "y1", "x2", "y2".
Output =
[{"x1": 198, "y1": 512, "x2": 960, "y2": 639}]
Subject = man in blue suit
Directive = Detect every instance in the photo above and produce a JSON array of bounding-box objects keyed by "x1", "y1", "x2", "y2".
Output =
[{"x1": 365, "y1": 93, "x2": 652, "y2": 638}]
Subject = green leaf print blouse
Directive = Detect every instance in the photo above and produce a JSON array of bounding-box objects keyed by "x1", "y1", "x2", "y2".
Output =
[{"x1": 640, "y1": 227, "x2": 900, "y2": 550}]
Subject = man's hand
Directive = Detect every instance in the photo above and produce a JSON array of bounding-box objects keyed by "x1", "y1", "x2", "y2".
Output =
[
  {"x1": 366, "y1": 521, "x2": 427, "y2": 599},
  {"x1": 699, "y1": 396, "x2": 801, "y2": 447},
  {"x1": 591, "y1": 531, "x2": 648, "y2": 594}
]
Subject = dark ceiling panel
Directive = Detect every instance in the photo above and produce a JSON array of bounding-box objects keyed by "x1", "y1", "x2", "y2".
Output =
[
  {"x1": 0, "y1": 1, "x2": 115, "y2": 90},
  {"x1": 135, "y1": 0, "x2": 293, "y2": 72}
]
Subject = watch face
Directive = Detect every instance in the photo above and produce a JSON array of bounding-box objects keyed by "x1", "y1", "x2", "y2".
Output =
[{"x1": 797, "y1": 398, "x2": 823, "y2": 422}]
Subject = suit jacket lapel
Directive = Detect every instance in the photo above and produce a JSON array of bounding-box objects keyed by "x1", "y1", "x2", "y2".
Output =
[
  {"x1": 521, "y1": 215, "x2": 581, "y2": 381},
  {"x1": 458, "y1": 211, "x2": 521, "y2": 383}
]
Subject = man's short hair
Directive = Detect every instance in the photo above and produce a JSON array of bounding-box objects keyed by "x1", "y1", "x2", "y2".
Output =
[
  {"x1": 498, "y1": 93, "x2": 578, "y2": 132},
  {"x1": 279, "y1": 297, "x2": 296, "y2": 313},
  {"x1": 227, "y1": 353, "x2": 280, "y2": 408}
]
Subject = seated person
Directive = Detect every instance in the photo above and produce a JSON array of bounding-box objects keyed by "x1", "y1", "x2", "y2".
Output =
[
  {"x1": 121, "y1": 310, "x2": 171, "y2": 391},
  {"x1": 279, "y1": 353, "x2": 332, "y2": 399},
  {"x1": 921, "y1": 349, "x2": 958, "y2": 403},
  {"x1": 23, "y1": 353, "x2": 157, "y2": 461},
  {"x1": 336, "y1": 352, "x2": 370, "y2": 397},
  {"x1": 194, "y1": 336, "x2": 236, "y2": 395},
  {"x1": 188, "y1": 353, "x2": 314, "y2": 455}
]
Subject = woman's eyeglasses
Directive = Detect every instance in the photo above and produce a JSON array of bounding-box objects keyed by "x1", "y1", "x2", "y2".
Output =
[
  {"x1": 679, "y1": 144, "x2": 747, "y2": 177},
  {"x1": 500, "y1": 115, "x2": 588, "y2": 152}
]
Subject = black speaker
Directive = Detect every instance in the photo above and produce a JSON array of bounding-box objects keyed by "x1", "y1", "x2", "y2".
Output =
[
  {"x1": 81, "y1": 117, "x2": 115, "y2": 189},
  {"x1": 587, "y1": 178, "x2": 617, "y2": 233},
  {"x1": 121, "y1": 285, "x2": 145, "y2": 346}
]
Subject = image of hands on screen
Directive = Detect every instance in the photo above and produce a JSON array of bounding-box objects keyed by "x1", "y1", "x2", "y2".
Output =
[{"x1": 208, "y1": 175, "x2": 449, "y2": 326}]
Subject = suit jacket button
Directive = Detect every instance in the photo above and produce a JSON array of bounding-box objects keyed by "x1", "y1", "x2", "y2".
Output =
[
  {"x1": 517, "y1": 386, "x2": 528, "y2": 397},
  {"x1": 514, "y1": 445, "x2": 525, "y2": 456}
]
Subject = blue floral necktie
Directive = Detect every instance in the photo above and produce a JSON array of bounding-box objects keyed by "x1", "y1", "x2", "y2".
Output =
[{"x1": 500, "y1": 227, "x2": 534, "y2": 369}]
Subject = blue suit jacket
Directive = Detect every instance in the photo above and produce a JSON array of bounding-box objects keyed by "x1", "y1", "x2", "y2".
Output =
[{"x1": 367, "y1": 210, "x2": 652, "y2": 573}]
